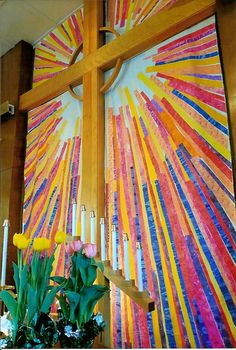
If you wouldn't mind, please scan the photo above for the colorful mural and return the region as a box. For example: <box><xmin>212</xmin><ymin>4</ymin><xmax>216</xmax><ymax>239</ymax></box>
<box><xmin>33</xmin><ymin>7</ymin><xmax>83</xmax><ymax>87</ymax></box>
<box><xmin>23</xmin><ymin>92</ymin><xmax>82</xmax><ymax>276</ymax></box>
<box><xmin>105</xmin><ymin>16</ymin><xmax>236</xmax><ymax>348</ymax></box>
<box><xmin>106</xmin><ymin>0</ymin><xmax>176</xmax><ymax>35</ymax></box>
<box><xmin>23</xmin><ymin>2</ymin><xmax>236</xmax><ymax>347</ymax></box>
<box><xmin>23</xmin><ymin>9</ymin><xmax>84</xmax><ymax>278</ymax></box>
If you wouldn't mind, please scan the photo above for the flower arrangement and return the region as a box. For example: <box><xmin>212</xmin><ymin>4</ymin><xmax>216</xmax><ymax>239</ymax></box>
<box><xmin>0</xmin><ymin>231</ymin><xmax>66</xmax><ymax>349</ymax></box>
<box><xmin>0</xmin><ymin>232</ymin><xmax>109</xmax><ymax>349</ymax></box>
<box><xmin>51</xmin><ymin>240</ymin><xmax>109</xmax><ymax>348</ymax></box>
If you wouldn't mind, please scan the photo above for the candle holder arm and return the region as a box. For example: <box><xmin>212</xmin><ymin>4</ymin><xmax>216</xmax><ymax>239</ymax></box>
<box><xmin>98</xmin><ymin>260</ymin><xmax>155</xmax><ymax>313</ymax></box>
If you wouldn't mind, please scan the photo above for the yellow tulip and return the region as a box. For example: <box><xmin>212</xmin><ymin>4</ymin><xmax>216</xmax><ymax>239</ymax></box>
<box><xmin>13</xmin><ymin>233</ymin><xmax>30</xmax><ymax>250</ymax></box>
<box><xmin>43</xmin><ymin>238</ymin><xmax>51</xmax><ymax>250</ymax></box>
<box><xmin>33</xmin><ymin>237</ymin><xmax>51</xmax><ymax>251</ymax></box>
<box><xmin>33</xmin><ymin>238</ymin><xmax>43</xmax><ymax>251</ymax></box>
<box><xmin>18</xmin><ymin>237</ymin><xmax>30</xmax><ymax>250</ymax></box>
<box><xmin>13</xmin><ymin>233</ymin><xmax>21</xmax><ymax>247</ymax></box>
<box><xmin>55</xmin><ymin>231</ymin><xmax>66</xmax><ymax>245</ymax></box>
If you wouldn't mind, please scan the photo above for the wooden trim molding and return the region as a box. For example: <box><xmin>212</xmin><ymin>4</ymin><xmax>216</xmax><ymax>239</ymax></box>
<box><xmin>99</xmin><ymin>26</ymin><xmax>123</xmax><ymax>93</ymax></box>
<box><xmin>216</xmin><ymin>0</ymin><xmax>236</xmax><ymax>195</ymax></box>
<box><xmin>67</xmin><ymin>42</ymin><xmax>83</xmax><ymax>101</ymax></box>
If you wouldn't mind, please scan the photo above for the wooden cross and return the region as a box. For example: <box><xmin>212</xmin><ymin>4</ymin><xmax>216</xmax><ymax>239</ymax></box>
<box><xmin>18</xmin><ymin>0</ymin><xmax>217</xmax><ymax>233</ymax></box>
<box><xmin>18</xmin><ymin>0</ymin><xmax>236</xmax><ymax>260</ymax></box>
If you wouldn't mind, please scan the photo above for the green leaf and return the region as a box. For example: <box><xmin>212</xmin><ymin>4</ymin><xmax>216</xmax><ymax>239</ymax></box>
<box><xmin>65</xmin><ymin>291</ymin><xmax>80</xmax><ymax>324</ymax></box>
<box><xmin>39</xmin><ymin>255</ymin><xmax>55</xmax><ymax>304</ymax></box>
<box><xmin>0</xmin><ymin>290</ymin><xmax>17</xmax><ymax>320</ymax></box>
<box><xmin>50</xmin><ymin>276</ymin><xmax>67</xmax><ymax>286</ymax></box>
<box><xmin>46</xmin><ymin>285</ymin><xmax>54</xmax><ymax>291</ymax></box>
<box><xmin>13</xmin><ymin>262</ymin><xmax>19</xmax><ymax>294</ymax></box>
<box><xmin>27</xmin><ymin>286</ymin><xmax>38</xmax><ymax>325</ymax></box>
<box><xmin>40</xmin><ymin>286</ymin><xmax>61</xmax><ymax>314</ymax></box>
<box><xmin>45</xmin><ymin>254</ymin><xmax>55</xmax><ymax>278</ymax></box>
<box><xmin>20</xmin><ymin>263</ymin><xmax>28</xmax><ymax>290</ymax></box>
<box><xmin>78</xmin><ymin>253</ymin><xmax>90</xmax><ymax>269</ymax></box>
<box><xmin>65</xmin><ymin>291</ymin><xmax>80</xmax><ymax>307</ymax></box>
<box><xmin>79</xmin><ymin>266</ymin><xmax>87</xmax><ymax>286</ymax></box>
<box><xmin>65</xmin><ymin>277</ymin><xmax>75</xmax><ymax>290</ymax></box>
<box><xmin>17</xmin><ymin>263</ymin><xmax>29</xmax><ymax>322</ymax></box>
<box><xmin>79</xmin><ymin>285</ymin><xmax>109</xmax><ymax>324</ymax></box>
<box><xmin>95</xmin><ymin>261</ymin><xmax>104</xmax><ymax>273</ymax></box>
<box><xmin>77</xmin><ymin>254</ymin><xmax>92</xmax><ymax>286</ymax></box>
<box><xmin>85</xmin><ymin>265</ymin><xmax>97</xmax><ymax>286</ymax></box>
<box><xmin>31</xmin><ymin>252</ymin><xmax>39</xmax><ymax>284</ymax></box>
<box><xmin>57</xmin><ymin>294</ymin><xmax>69</xmax><ymax>320</ymax></box>
<box><xmin>69</xmin><ymin>276</ymin><xmax>76</xmax><ymax>289</ymax></box>
<box><xmin>90</xmin><ymin>258</ymin><xmax>104</xmax><ymax>272</ymax></box>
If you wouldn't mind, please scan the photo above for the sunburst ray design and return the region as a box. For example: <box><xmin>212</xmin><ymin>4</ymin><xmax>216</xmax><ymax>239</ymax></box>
<box><xmin>23</xmin><ymin>92</ymin><xmax>82</xmax><ymax>279</ymax></box>
<box><xmin>33</xmin><ymin>7</ymin><xmax>84</xmax><ymax>87</ymax></box>
<box><xmin>105</xmin><ymin>16</ymin><xmax>236</xmax><ymax>348</ymax></box>
<box><xmin>106</xmin><ymin>0</ymin><xmax>176</xmax><ymax>34</ymax></box>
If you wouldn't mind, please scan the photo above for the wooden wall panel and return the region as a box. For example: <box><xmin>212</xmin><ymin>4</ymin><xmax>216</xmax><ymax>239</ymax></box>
<box><xmin>216</xmin><ymin>0</ymin><xmax>236</xmax><ymax>194</ymax></box>
<box><xmin>0</xmin><ymin>41</ymin><xmax>33</xmax><ymax>285</ymax></box>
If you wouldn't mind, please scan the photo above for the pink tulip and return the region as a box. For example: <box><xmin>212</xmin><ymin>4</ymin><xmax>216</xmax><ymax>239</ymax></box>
<box><xmin>66</xmin><ymin>240</ymin><xmax>83</xmax><ymax>255</ymax></box>
<box><xmin>72</xmin><ymin>240</ymin><xmax>83</xmax><ymax>252</ymax></box>
<box><xmin>66</xmin><ymin>243</ymin><xmax>74</xmax><ymax>255</ymax></box>
<box><xmin>83</xmin><ymin>243</ymin><xmax>97</xmax><ymax>258</ymax></box>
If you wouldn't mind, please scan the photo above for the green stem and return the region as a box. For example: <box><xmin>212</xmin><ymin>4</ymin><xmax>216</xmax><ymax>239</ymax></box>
<box><xmin>17</xmin><ymin>249</ymin><xmax>22</xmax><ymax>272</ymax></box>
<box><xmin>34</xmin><ymin>251</ymin><xmax>40</xmax><ymax>289</ymax></box>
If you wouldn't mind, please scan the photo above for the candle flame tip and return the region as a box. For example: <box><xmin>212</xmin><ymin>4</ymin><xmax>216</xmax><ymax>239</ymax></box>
<box><xmin>100</xmin><ymin>218</ymin><xmax>105</xmax><ymax>224</ymax></box>
<box><xmin>81</xmin><ymin>205</ymin><xmax>86</xmax><ymax>211</ymax></box>
<box><xmin>123</xmin><ymin>233</ymin><xmax>128</xmax><ymax>241</ymax></box>
<box><xmin>90</xmin><ymin>210</ymin><xmax>95</xmax><ymax>218</ymax></box>
<box><xmin>3</xmin><ymin>219</ymin><xmax>9</xmax><ymax>227</ymax></box>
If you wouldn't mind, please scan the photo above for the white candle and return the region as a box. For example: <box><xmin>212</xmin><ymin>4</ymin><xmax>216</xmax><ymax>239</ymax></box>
<box><xmin>81</xmin><ymin>205</ymin><xmax>86</xmax><ymax>242</ymax></box>
<box><xmin>136</xmin><ymin>242</ymin><xmax>143</xmax><ymax>292</ymax></box>
<box><xmin>22</xmin><ymin>209</ymin><xmax>25</xmax><ymax>233</ymax></box>
<box><xmin>1</xmin><ymin>220</ymin><xmax>9</xmax><ymax>286</ymax></box>
<box><xmin>100</xmin><ymin>218</ymin><xmax>106</xmax><ymax>261</ymax></box>
<box><xmin>123</xmin><ymin>233</ymin><xmax>130</xmax><ymax>280</ymax></box>
<box><xmin>112</xmin><ymin>224</ymin><xmax>118</xmax><ymax>270</ymax></box>
<box><xmin>90</xmin><ymin>211</ymin><xmax>96</xmax><ymax>244</ymax></box>
<box><xmin>72</xmin><ymin>198</ymin><xmax>77</xmax><ymax>237</ymax></box>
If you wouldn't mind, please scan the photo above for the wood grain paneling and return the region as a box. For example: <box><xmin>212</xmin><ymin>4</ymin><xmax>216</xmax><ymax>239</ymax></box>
<box><xmin>0</xmin><ymin>41</ymin><xmax>34</xmax><ymax>285</ymax></box>
<box><xmin>216</xmin><ymin>0</ymin><xmax>236</xmax><ymax>196</ymax></box>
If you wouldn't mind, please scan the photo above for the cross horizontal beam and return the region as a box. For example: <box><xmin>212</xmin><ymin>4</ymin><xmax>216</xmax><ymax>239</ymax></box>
<box><xmin>19</xmin><ymin>0</ymin><xmax>215</xmax><ymax>111</ymax></box>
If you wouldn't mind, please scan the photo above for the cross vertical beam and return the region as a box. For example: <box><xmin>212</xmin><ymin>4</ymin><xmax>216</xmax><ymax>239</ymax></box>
<box><xmin>81</xmin><ymin>2</ymin><xmax>110</xmax><ymax>347</ymax></box>
<box><xmin>82</xmin><ymin>0</ymin><xmax>104</xmax><ymax>245</ymax></box>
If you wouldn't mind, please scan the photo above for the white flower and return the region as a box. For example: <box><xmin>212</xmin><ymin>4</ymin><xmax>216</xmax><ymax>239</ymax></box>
<box><xmin>64</xmin><ymin>324</ymin><xmax>81</xmax><ymax>338</ymax></box>
<box><xmin>0</xmin><ymin>313</ymin><xmax>12</xmax><ymax>336</ymax></box>
<box><xmin>0</xmin><ymin>339</ymin><xmax>7</xmax><ymax>348</ymax></box>
<box><xmin>94</xmin><ymin>312</ymin><xmax>104</xmax><ymax>326</ymax></box>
